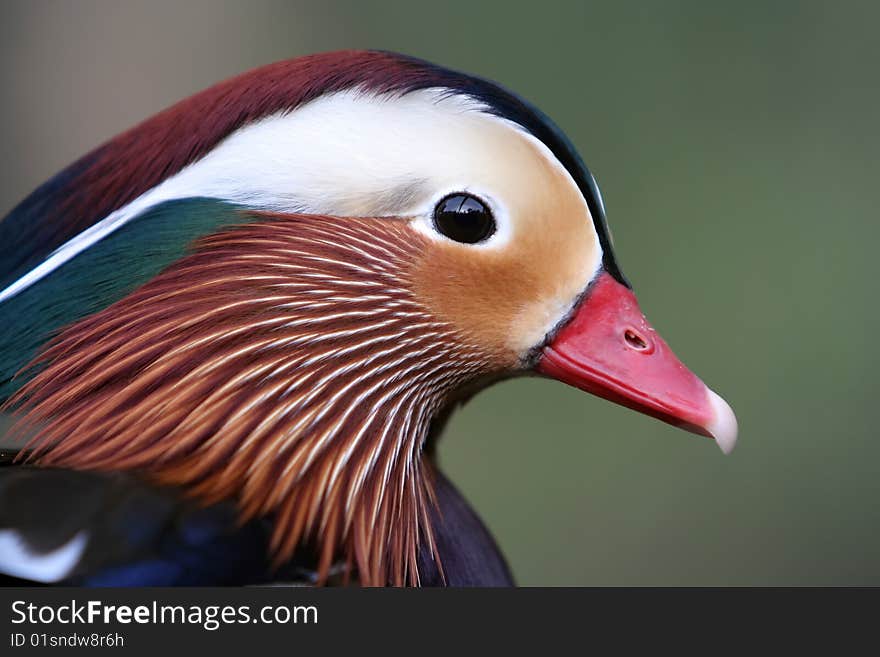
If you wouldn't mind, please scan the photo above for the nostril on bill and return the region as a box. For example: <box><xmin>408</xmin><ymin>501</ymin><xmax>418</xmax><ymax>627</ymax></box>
<box><xmin>624</xmin><ymin>329</ymin><xmax>649</xmax><ymax>351</ymax></box>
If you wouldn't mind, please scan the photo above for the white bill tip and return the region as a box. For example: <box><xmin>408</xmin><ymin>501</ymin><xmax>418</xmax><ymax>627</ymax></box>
<box><xmin>706</xmin><ymin>388</ymin><xmax>738</xmax><ymax>455</ymax></box>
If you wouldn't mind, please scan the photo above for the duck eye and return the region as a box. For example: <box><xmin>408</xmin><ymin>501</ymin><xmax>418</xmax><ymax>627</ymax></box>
<box><xmin>432</xmin><ymin>193</ymin><xmax>496</xmax><ymax>244</ymax></box>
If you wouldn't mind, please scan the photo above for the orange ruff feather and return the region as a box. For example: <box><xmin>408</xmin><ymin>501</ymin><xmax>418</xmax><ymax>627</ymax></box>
<box><xmin>7</xmin><ymin>213</ymin><xmax>495</xmax><ymax>586</ymax></box>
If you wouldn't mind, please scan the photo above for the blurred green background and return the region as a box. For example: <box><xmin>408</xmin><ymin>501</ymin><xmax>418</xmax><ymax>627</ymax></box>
<box><xmin>1</xmin><ymin>1</ymin><xmax>876</xmax><ymax>585</ymax></box>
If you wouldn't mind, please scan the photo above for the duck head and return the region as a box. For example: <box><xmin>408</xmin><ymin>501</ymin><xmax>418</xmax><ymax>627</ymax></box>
<box><xmin>1</xmin><ymin>51</ymin><xmax>736</xmax><ymax>585</ymax></box>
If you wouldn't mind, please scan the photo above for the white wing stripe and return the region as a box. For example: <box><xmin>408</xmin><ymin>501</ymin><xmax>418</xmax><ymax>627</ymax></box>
<box><xmin>0</xmin><ymin>530</ymin><xmax>88</xmax><ymax>582</ymax></box>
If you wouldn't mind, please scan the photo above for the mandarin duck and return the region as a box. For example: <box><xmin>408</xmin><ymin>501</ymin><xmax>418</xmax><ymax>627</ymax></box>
<box><xmin>0</xmin><ymin>51</ymin><xmax>737</xmax><ymax>586</ymax></box>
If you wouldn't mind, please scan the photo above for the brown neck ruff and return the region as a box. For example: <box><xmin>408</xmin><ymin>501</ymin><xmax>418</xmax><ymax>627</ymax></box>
<box><xmin>9</xmin><ymin>213</ymin><xmax>497</xmax><ymax>585</ymax></box>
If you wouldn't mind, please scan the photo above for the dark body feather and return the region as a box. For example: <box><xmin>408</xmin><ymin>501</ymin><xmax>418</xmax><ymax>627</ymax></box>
<box><xmin>0</xmin><ymin>460</ymin><xmax>512</xmax><ymax>586</ymax></box>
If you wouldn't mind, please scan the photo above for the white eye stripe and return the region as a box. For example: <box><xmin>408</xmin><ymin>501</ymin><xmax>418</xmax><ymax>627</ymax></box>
<box><xmin>0</xmin><ymin>90</ymin><xmax>516</xmax><ymax>303</ymax></box>
<box><xmin>1</xmin><ymin>87</ymin><xmax>597</xmax><ymax>309</ymax></box>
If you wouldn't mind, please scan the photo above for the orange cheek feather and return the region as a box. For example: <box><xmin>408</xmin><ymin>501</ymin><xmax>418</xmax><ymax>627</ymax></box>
<box><xmin>412</xmin><ymin>175</ymin><xmax>600</xmax><ymax>367</ymax></box>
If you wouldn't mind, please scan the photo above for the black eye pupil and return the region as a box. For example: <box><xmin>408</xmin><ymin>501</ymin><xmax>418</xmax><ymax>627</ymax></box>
<box><xmin>433</xmin><ymin>194</ymin><xmax>495</xmax><ymax>244</ymax></box>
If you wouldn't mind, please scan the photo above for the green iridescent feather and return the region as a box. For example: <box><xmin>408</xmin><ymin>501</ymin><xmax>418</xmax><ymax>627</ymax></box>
<box><xmin>0</xmin><ymin>198</ymin><xmax>252</xmax><ymax>400</ymax></box>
